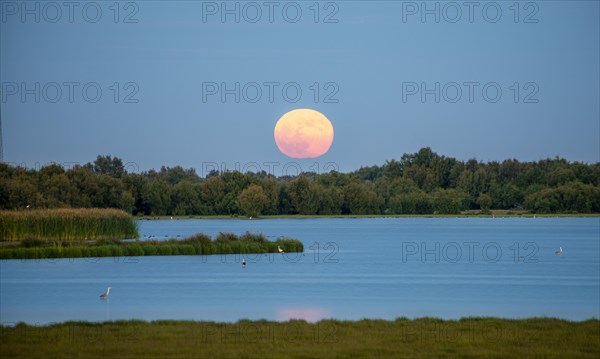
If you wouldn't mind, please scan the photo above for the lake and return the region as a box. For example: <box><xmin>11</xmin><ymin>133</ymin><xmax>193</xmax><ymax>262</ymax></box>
<box><xmin>1</xmin><ymin>218</ymin><xmax>598</xmax><ymax>324</ymax></box>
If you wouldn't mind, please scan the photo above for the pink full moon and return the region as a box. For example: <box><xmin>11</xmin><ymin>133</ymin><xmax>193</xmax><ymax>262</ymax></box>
<box><xmin>274</xmin><ymin>109</ymin><xmax>334</xmax><ymax>159</ymax></box>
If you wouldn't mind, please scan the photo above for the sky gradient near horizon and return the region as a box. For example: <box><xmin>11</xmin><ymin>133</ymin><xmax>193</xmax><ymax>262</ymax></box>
<box><xmin>1</xmin><ymin>0</ymin><xmax>598</xmax><ymax>176</ymax></box>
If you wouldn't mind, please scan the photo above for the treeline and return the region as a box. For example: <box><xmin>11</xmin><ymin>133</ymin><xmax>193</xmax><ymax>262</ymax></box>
<box><xmin>1</xmin><ymin>148</ymin><xmax>599</xmax><ymax>215</ymax></box>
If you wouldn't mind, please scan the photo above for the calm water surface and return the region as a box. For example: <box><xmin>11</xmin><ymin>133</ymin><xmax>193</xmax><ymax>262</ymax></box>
<box><xmin>1</xmin><ymin>218</ymin><xmax>598</xmax><ymax>324</ymax></box>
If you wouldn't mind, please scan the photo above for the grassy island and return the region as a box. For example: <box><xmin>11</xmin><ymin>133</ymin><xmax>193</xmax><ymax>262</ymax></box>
<box><xmin>0</xmin><ymin>209</ymin><xmax>303</xmax><ymax>260</ymax></box>
<box><xmin>0</xmin><ymin>232</ymin><xmax>303</xmax><ymax>260</ymax></box>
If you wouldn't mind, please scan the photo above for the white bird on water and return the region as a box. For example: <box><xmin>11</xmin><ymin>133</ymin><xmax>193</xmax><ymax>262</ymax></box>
<box><xmin>278</xmin><ymin>246</ymin><xmax>285</xmax><ymax>254</ymax></box>
<box><xmin>100</xmin><ymin>287</ymin><xmax>111</xmax><ymax>300</ymax></box>
<box><xmin>555</xmin><ymin>246</ymin><xmax>563</xmax><ymax>255</ymax></box>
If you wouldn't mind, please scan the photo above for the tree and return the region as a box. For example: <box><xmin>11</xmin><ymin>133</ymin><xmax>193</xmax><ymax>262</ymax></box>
<box><xmin>123</xmin><ymin>173</ymin><xmax>162</xmax><ymax>215</ymax></box>
<box><xmin>343</xmin><ymin>182</ymin><xmax>383</xmax><ymax>215</ymax></box>
<box><xmin>172</xmin><ymin>180</ymin><xmax>202</xmax><ymax>215</ymax></box>
<box><xmin>151</xmin><ymin>166</ymin><xmax>200</xmax><ymax>185</ymax></box>
<box><xmin>259</xmin><ymin>178</ymin><xmax>280</xmax><ymax>215</ymax></box>
<box><xmin>388</xmin><ymin>192</ymin><xmax>432</xmax><ymax>214</ymax></box>
<box><xmin>318</xmin><ymin>187</ymin><xmax>343</xmax><ymax>215</ymax></box>
<box><xmin>430</xmin><ymin>189</ymin><xmax>469</xmax><ymax>214</ymax></box>
<box><xmin>478</xmin><ymin>193</ymin><xmax>492</xmax><ymax>214</ymax></box>
<box><xmin>200</xmin><ymin>176</ymin><xmax>226</xmax><ymax>215</ymax></box>
<box><xmin>91</xmin><ymin>155</ymin><xmax>125</xmax><ymax>178</ymax></box>
<box><xmin>239</xmin><ymin>184</ymin><xmax>268</xmax><ymax>217</ymax></box>
<box><xmin>525</xmin><ymin>182</ymin><xmax>600</xmax><ymax>213</ymax></box>
<box><xmin>288</xmin><ymin>176</ymin><xmax>321</xmax><ymax>215</ymax></box>
<box><xmin>143</xmin><ymin>179</ymin><xmax>171</xmax><ymax>215</ymax></box>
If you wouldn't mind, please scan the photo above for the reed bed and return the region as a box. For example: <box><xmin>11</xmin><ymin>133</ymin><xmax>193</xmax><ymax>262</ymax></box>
<box><xmin>0</xmin><ymin>209</ymin><xmax>138</xmax><ymax>241</ymax></box>
<box><xmin>0</xmin><ymin>232</ymin><xmax>303</xmax><ymax>260</ymax></box>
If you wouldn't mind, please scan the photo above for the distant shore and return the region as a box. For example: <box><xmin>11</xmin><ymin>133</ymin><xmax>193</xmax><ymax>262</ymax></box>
<box><xmin>137</xmin><ymin>211</ymin><xmax>600</xmax><ymax>220</ymax></box>
<box><xmin>1</xmin><ymin>317</ymin><xmax>598</xmax><ymax>358</ymax></box>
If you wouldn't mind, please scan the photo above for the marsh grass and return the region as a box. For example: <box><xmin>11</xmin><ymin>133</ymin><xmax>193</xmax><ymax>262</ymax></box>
<box><xmin>0</xmin><ymin>232</ymin><xmax>303</xmax><ymax>259</ymax></box>
<box><xmin>0</xmin><ymin>318</ymin><xmax>598</xmax><ymax>358</ymax></box>
<box><xmin>0</xmin><ymin>209</ymin><xmax>138</xmax><ymax>241</ymax></box>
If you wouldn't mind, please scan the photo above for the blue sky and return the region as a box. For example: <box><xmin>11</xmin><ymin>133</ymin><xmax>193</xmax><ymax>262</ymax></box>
<box><xmin>1</xmin><ymin>1</ymin><xmax>598</xmax><ymax>176</ymax></box>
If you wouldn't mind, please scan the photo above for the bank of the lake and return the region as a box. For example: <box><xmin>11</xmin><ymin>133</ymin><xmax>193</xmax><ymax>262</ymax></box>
<box><xmin>137</xmin><ymin>211</ymin><xmax>600</xmax><ymax>220</ymax></box>
<box><xmin>1</xmin><ymin>318</ymin><xmax>598</xmax><ymax>358</ymax></box>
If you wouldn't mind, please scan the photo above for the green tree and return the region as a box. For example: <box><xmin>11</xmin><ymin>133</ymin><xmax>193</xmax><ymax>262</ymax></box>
<box><xmin>343</xmin><ymin>182</ymin><xmax>383</xmax><ymax>215</ymax></box>
<box><xmin>200</xmin><ymin>176</ymin><xmax>226</xmax><ymax>215</ymax></box>
<box><xmin>288</xmin><ymin>176</ymin><xmax>320</xmax><ymax>215</ymax></box>
<box><xmin>143</xmin><ymin>179</ymin><xmax>171</xmax><ymax>215</ymax></box>
<box><xmin>90</xmin><ymin>155</ymin><xmax>125</xmax><ymax>178</ymax></box>
<box><xmin>238</xmin><ymin>184</ymin><xmax>268</xmax><ymax>217</ymax></box>
<box><xmin>172</xmin><ymin>180</ymin><xmax>202</xmax><ymax>215</ymax></box>
<box><xmin>431</xmin><ymin>189</ymin><xmax>469</xmax><ymax>214</ymax></box>
<box><xmin>477</xmin><ymin>193</ymin><xmax>492</xmax><ymax>214</ymax></box>
<box><xmin>319</xmin><ymin>186</ymin><xmax>344</xmax><ymax>215</ymax></box>
<box><xmin>259</xmin><ymin>178</ymin><xmax>280</xmax><ymax>215</ymax></box>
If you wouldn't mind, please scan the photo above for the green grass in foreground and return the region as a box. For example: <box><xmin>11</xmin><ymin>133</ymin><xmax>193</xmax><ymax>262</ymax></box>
<box><xmin>0</xmin><ymin>232</ymin><xmax>303</xmax><ymax>260</ymax></box>
<box><xmin>0</xmin><ymin>208</ymin><xmax>138</xmax><ymax>241</ymax></box>
<box><xmin>1</xmin><ymin>318</ymin><xmax>598</xmax><ymax>358</ymax></box>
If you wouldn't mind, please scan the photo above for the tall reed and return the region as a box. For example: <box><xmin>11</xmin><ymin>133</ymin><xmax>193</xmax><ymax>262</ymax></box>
<box><xmin>0</xmin><ymin>208</ymin><xmax>138</xmax><ymax>241</ymax></box>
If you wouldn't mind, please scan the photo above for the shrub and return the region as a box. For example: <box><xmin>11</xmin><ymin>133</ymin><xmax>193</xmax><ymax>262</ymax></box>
<box><xmin>157</xmin><ymin>245</ymin><xmax>172</xmax><ymax>256</ymax></box>
<box><xmin>143</xmin><ymin>245</ymin><xmax>158</xmax><ymax>256</ymax></box>
<box><xmin>185</xmin><ymin>233</ymin><xmax>212</xmax><ymax>245</ymax></box>
<box><xmin>216</xmin><ymin>232</ymin><xmax>237</xmax><ymax>243</ymax></box>
<box><xmin>127</xmin><ymin>245</ymin><xmax>144</xmax><ymax>256</ymax></box>
<box><xmin>180</xmin><ymin>245</ymin><xmax>196</xmax><ymax>255</ymax></box>
<box><xmin>65</xmin><ymin>247</ymin><xmax>82</xmax><ymax>258</ymax></box>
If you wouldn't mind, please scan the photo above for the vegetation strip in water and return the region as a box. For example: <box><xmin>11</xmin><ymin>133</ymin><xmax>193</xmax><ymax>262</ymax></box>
<box><xmin>0</xmin><ymin>208</ymin><xmax>139</xmax><ymax>241</ymax></box>
<box><xmin>0</xmin><ymin>318</ymin><xmax>598</xmax><ymax>358</ymax></box>
<box><xmin>0</xmin><ymin>232</ymin><xmax>303</xmax><ymax>260</ymax></box>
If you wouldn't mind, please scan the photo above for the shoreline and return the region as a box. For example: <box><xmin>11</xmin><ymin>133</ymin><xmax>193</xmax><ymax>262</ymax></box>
<box><xmin>3</xmin><ymin>316</ymin><xmax>599</xmax><ymax>326</ymax></box>
<box><xmin>137</xmin><ymin>212</ymin><xmax>600</xmax><ymax>220</ymax></box>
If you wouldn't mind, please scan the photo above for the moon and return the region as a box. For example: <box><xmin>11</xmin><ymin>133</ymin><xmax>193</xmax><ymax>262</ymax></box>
<box><xmin>274</xmin><ymin>109</ymin><xmax>334</xmax><ymax>158</ymax></box>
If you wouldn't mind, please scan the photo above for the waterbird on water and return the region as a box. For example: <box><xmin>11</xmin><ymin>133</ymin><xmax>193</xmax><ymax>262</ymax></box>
<box><xmin>555</xmin><ymin>246</ymin><xmax>563</xmax><ymax>255</ymax></box>
<box><xmin>100</xmin><ymin>287</ymin><xmax>111</xmax><ymax>300</ymax></box>
<box><xmin>242</xmin><ymin>259</ymin><xmax>246</xmax><ymax>268</ymax></box>
<box><xmin>278</xmin><ymin>246</ymin><xmax>285</xmax><ymax>254</ymax></box>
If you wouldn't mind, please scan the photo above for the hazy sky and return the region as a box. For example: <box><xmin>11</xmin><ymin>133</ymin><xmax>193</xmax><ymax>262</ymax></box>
<box><xmin>1</xmin><ymin>1</ymin><xmax>598</xmax><ymax>176</ymax></box>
